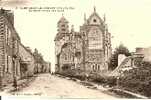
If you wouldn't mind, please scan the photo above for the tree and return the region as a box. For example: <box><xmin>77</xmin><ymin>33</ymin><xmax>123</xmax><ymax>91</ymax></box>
<box><xmin>109</xmin><ymin>44</ymin><xmax>131</xmax><ymax>70</ymax></box>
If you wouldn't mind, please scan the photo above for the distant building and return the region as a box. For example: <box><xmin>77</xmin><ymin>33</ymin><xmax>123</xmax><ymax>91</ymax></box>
<box><xmin>18</xmin><ymin>43</ymin><xmax>35</xmax><ymax>78</ymax></box>
<box><xmin>55</xmin><ymin>7</ymin><xmax>112</xmax><ymax>74</ymax></box>
<box><xmin>134</xmin><ymin>47</ymin><xmax>151</xmax><ymax>62</ymax></box>
<box><xmin>43</xmin><ymin>61</ymin><xmax>51</xmax><ymax>73</ymax></box>
<box><xmin>33</xmin><ymin>48</ymin><xmax>47</xmax><ymax>73</ymax></box>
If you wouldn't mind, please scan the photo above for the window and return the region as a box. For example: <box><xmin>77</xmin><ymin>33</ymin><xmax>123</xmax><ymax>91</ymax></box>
<box><xmin>92</xmin><ymin>65</ymin><xmax>95</xmax><ymax>71</ymax></box>
<box><xmin>6</xmin><ymin>56</ymin><xmax>9</xmax><ymax>72</ymax></box>
<box><xmin>64</xmin><ymin>55</ymin><xmax>67</xmax><ymax>60</ymax></box>
<box><xmin>93</xmin><ymin>19</ymin><xmax>97</xmax><ymax>22</ymax></box>
<box><xmin>95</xmin><ymin>64</ymin><xmax>97</xmax><ymax>70</ymax></box>
<box><xmin>7</xmin><ymin>29</ymin><xmax>11</xmax><ymax>45</ymax></box>
<box><xmin>61</xmin><ymin>24</ymin><xmax>65</xmax><ymax>27</ymax></box>
<box><xmin>5</xmin><ymin>25</ymin><xmax>8</xmax><ymax>44</ymax></box>
<box><xmin>62</xmin><ymin>29</ymin><xmax>66</xmax><ymax>31</ymax></box>
<box><xmin>98</xmin><ymin>65</ymin><xmax>100</xmax><ymax>71</ymax></box>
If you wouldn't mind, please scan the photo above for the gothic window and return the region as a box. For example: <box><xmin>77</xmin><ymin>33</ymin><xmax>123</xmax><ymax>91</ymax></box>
<box><xmin>95</xmin><ymin>64</ymin><xmax>97</xmax><ymax>70</ymax></box>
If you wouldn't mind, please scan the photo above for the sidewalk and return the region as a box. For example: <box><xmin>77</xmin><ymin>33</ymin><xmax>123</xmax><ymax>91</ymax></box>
<box><xmin>0</xmin><ymin>75</ymin><xmax>37</xmax><ymax>96</ymax></box>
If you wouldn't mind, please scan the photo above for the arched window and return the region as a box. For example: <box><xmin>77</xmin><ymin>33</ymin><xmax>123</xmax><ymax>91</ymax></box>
<box><xmin>92</xmin><ymin>65</ymin><xmax>95</xmax><ymax>71</ymax></box>
<box><xmin>98</xmin><ymin>65</ymin><xmax>100</xmax><ymax>71</ymax></box>
<box><xmin>95</xmin><ymin>64</ymin><xmax>97</xmax><ymax>71</ymax></box>
<box><xmin>64</xmin><ymin>54</ymin><xmax>67</xmax><ymax>60</ymax></box>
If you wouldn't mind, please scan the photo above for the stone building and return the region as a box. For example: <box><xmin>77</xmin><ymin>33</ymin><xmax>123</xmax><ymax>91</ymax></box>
<box><xmin>54</xmin><ymin>16</ymin><xmax>75</xmax><ymax>72</ymax></box>
<box><xmin>0</xmin><ymin>8</ymin><xmax>21</xmax><ymax>85</ymax></box>
<box><xmin>42</xmin><ymin>61</ymin><xmax>51</xmax><ymax>73</ymax></box>
<box><xmin>135</xmin><ymin>47</ymin><xmax>151</xmax><ymax>62</ymax></box>
<box><xmin>33</xmin><ymin>48</ymin><xmax>43</xmax><ymax>73</ymax></box>
<box><xmin>55</xmin><ymin>7</ymin><xmax>112</xmax><ymax>74</ymax></box>
<box><xmin>18</xmin><ymin>43</ymin><xmax>35</xmax><ymax>78</ymax></box>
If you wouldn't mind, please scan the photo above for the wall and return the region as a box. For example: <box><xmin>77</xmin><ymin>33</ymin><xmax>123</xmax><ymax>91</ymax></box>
<box><xmin>118</xmin><ymin>54</ymin><xmax>127</xmax><ymax>66</ymax></box>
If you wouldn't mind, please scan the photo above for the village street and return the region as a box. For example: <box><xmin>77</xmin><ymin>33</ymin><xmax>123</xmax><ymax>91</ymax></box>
<box><xmin>11</xmin><ymin>73</ymin><xmax>117</xmax><ymax>98</ymax></box>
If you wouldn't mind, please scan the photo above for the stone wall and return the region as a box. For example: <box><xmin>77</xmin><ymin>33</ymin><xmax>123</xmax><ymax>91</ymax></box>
<box><xmin>118</xmin><ymin>54</ymin><xmax>127</xmax><ymax>66</ymax></box>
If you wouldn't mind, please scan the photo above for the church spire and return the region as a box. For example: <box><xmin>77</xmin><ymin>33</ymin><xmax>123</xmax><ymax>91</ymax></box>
<box><xmin>94</xmin><ymin>6</ymin><xmax>96</xmax><ymax>13</ymax></box>
<box><xmin>84</xmin><ymin>13</ymin><xmax>87</xmax><ymax>24</ymax></box>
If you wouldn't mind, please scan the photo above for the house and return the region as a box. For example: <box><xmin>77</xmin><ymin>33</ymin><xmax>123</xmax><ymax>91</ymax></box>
<box><xmin>0</xmin><ymin>8</ymin><xmax>21</xmax><ymax>85</ymax></box>
<box><xmin>18</xmin><ymin>43</ymin><xmax>35</xmax><ymax>78</ymax></box>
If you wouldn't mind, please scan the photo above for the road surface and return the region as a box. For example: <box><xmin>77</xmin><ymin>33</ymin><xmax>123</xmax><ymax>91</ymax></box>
<box><xmin>13</xmin><ymin>73</ymin><xmax>117</xmax><ymax>98</ymax></box>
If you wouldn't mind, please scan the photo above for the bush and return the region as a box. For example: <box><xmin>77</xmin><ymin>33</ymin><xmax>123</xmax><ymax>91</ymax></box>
<box><xmin>74</xmin><ymin>74</ymin><xmax>85</xmax><ymax>81</ymax></box>
<box><xmin>118</xmin><ymin>61</ymin><xmax>151</xmax><ymax>97</ymax></box>
<box><xmin>105</xmin><ymin>76</ymin><xmax>117</xmax><ymax>86</ymax></box>
<box><xmin>58</xmin><ymin>69</ymin><xmax>76</xmax><ymax>77</ymax></box>
<box><xmin>89</xmin><ymin>73</ymin><xmax>107</xmax><ymax>84</ymax></box>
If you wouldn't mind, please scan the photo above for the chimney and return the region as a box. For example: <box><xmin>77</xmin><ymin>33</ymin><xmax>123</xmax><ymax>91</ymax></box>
<box><xmin>6</xmin><ymin>10</ymin><xmax>14</xmax><ymax>26</ymax></box>
<box><xmin>0</xmin><ymin>8</ymin><xmax>14</xmax><ymax>26</ymax></box>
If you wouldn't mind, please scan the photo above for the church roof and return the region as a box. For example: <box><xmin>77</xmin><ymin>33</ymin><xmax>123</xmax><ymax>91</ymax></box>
<box><xmin>87</xmin><ymin>7</ymin><xmax>104</xmax><ymax>25</ymax></box>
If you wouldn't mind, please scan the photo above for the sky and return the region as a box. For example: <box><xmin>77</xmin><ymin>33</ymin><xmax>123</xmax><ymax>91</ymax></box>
<box><xmin>1</xmin><ymin>0</ymin><xmax>151</xmax><ymax>71</ymax></box>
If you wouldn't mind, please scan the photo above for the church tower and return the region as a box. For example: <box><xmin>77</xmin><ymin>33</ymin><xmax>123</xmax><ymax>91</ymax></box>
<box><xmin>54</xmin><ymin>15</ymin><xmax>70</xmax><ymax>72</ymax></box>
<box><xmin>57</xmin><ymin>14</ymin><xmax>69</xmax><ymax>34</ymax></box>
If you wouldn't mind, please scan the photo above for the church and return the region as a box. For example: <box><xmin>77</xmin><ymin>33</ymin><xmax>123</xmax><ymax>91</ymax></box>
<box><xmin>54</xmin><ymin>7</ymin><xmax>112</xmax><ymax>74</ymax></box>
